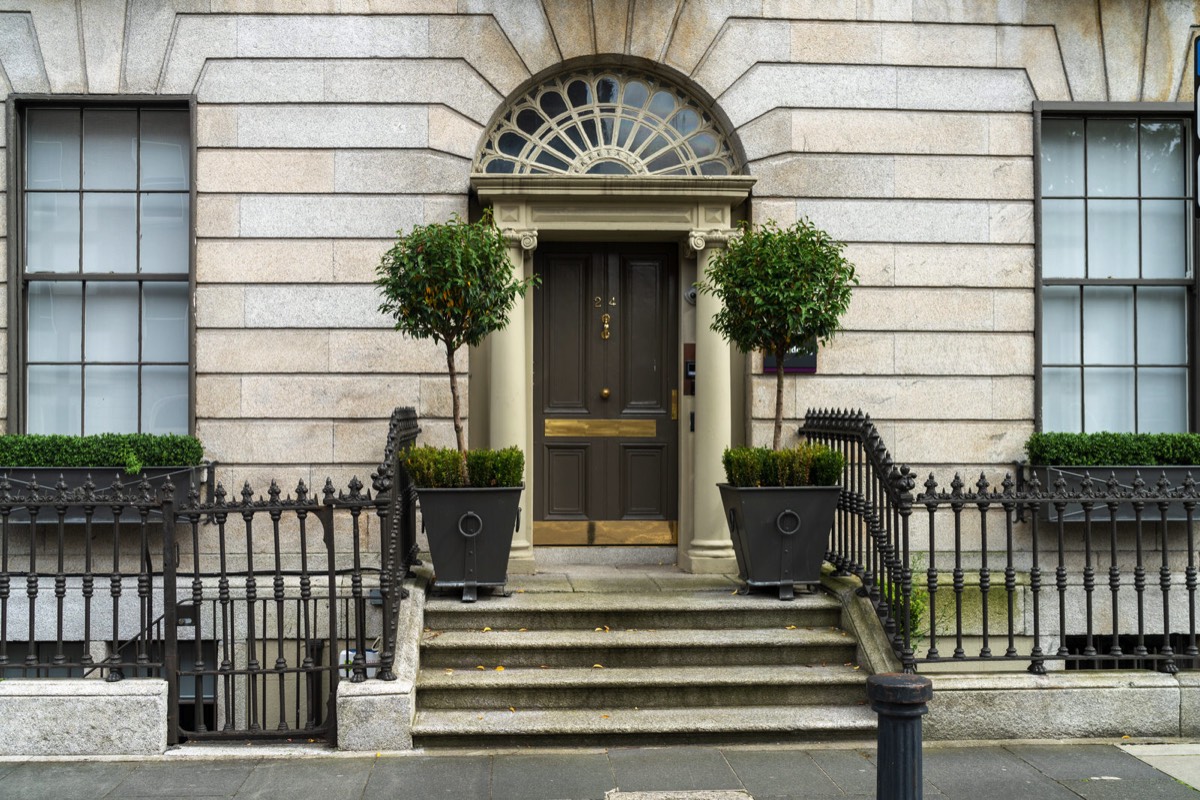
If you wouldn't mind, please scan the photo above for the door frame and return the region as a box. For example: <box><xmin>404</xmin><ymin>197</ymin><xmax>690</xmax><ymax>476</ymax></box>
<box><xmin>469</xmin><ymin>174</ymin><xmax>755</xmax><ymax>573</ymax></box>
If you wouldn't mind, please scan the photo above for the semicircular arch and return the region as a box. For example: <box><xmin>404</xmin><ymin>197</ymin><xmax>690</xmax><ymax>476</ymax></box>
<box><xmin>473</xmin><ymin>58</ymin><xmax>747</xmax><ymax>178</ymax></box>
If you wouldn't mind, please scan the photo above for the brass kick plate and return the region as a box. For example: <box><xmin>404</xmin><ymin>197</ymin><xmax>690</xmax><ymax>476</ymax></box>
<box><xmin>545</xmin><ymin>419</ymin><xmax>657</xmax><ymax>437</ymax></box>
<box><xmin>533</xmin><ymin>520</ymin><xmax>678</xmax><ymax>545</ymax></box>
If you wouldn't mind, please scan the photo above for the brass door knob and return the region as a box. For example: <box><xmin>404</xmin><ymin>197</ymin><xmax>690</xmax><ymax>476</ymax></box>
<box><xmin>600</xmin><ymin>387</ymin><xmax>611</xmax><ymax>399</ymax></box>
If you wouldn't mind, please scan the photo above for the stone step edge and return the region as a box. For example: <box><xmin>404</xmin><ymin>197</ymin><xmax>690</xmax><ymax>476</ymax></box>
<box><xmin>416</xmin><ymin>664</ymin><xmax>866</xmax><ymax>690</ymax></box>
<box><xmin>423</xmin><ymin>592</ymin><xmax>841</xmax><ymax>613</ymax></box>
<box><xmin>411</xmin><ymin>704</ymin><xmax>877</xmax><ymax>736</ymax></box>
<box><xmin>421</xmin><ymin>628</ymin><xmax>858</xmax><ymax>650</ymax></box>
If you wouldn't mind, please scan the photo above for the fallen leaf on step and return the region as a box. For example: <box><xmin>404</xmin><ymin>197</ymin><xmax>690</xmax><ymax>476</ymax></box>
<box><xmin>593</xmin><ymin>664</ymin><xmax>605</xmax><ymax>669</ymax></box>
<box><xmin>595</xmin><ymin>627</ymin><xmax>603</xmax><ymax>632</ymax></box>
<box><xmin>518</xmin><ymin>628</ymin><xmax>527</xmax><ymax>632</ymax></box>
<box><xmin>516</xmin><ymin>589</ymin><xmax>526</xmax><ymax>593</ymax></box>
<box><xmin>785</xmin><ymin>625</ymin><xmax>797</xmax><ymax>630</ymax></box>
<box><xmin>482</xmin><ymin>627</ymin><xmax>492</xmax><ymax>632</ymax></box>
<box><xmin>476</xmin><ymin>665</ymin><xmax>486</xmax><ymax>670</ymax></box>
<box><xmin>853</xmin><ymin>666</ymin><xmax>861</xmax><ymax>671</ymax></box>
<box><xmin>601</xmin><ymin>715</ymin><xmax>610</xmax><ymax>719</ymax></box>
<box><xmin>444</xmin><ymin>668</ymin><xmax>453</xmax><ymax>674</ymax></box>
<box><xmin>604</xmin><ymin>625</ymin><xmax>611</xmax><ymax>632</ymax></box>
<box><xmin>495</xmin><ymin>666</ymin><xmax>505</xmax><ymax>671</ymax></box>
<box><xmin>540</xmin><ymin>665</ymin><xmax>549</xmax><ymax>669</ymax></box>
<box><xmin>509</xmin><ymin>707</ymin><xmax>516</xmax><ymax>712</ymax></box>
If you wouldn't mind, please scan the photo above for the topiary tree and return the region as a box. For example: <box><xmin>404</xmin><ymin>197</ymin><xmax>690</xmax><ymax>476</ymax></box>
<box><xmin>697</xmin><ymin>218</ymin><xmax>857</xmax><ymax>451</ymax></box>
<box><xmin>376</xmin><ymin>210</ymin><xmax>536</xmax><ymax>457</ymax></box>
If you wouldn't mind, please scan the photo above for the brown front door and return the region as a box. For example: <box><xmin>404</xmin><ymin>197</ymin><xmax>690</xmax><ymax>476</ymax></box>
<box><xmin>533</xmin><ymin>243</ymin><xmax>679</xmax><ymax>545</ymax></box>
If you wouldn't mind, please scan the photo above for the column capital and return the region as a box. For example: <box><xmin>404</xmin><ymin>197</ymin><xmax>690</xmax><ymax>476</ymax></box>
<box><xmin>687</xmin><ymin>228</ymin><xmax>738</xmax><ymax>259</ymax></box>
<box><xmin>502</xmin><ymin>228</ymin><xmax>539</xmax><ymax>252</ymax></box>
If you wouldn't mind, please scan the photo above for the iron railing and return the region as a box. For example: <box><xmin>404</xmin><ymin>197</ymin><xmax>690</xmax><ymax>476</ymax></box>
<box><xmin>803</xmin><ymin>408</ymin><xmax>1200</xmax><ymax>676</ymax></box>
<box><xmin>0</xmin><ymin>407</ymin><xmax>423</xmax><ymax>743</ymax></box>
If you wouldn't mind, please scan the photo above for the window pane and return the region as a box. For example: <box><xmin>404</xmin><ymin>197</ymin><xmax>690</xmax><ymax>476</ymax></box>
<box><xmin>1140</xmin><ymin>121</ymin><xmax>1185</xmax><ymax>197</ymax></box>
<box><xmin>1137</xmin><ymin>287</ymin><xmax>1188</xmax><ymax>365</ymax></box>
<box><xmin>142</xmin><ymin>283</ymin><xmax>189</xmax><ymax>362</ymax></box>
<box><xmin>1083</xmin><ymin>286</ymin><xmax>1134</xmax><ymax>365</ymax></box>
<box><xmin>27</xmin><ymin>282</ymin><xmax>81</xmax><ymax>361</ymax></box>
<box><xmin>84</xmin><ymin>365</ymin><xmax>138</xmax><ymax>434</ymax></box>
<box><xmin>1087</xmin><ymin>199</ymin><xmax>1138</xmax><ymax>278</ymax></box>
<box><xmin>26</xmin><ymin>109</ymin><xmax>79</xmax><ymax>190</ymax></box>
<box><xmin>82</xmin><ymin>193</ymin><xmax>136</xmax><ymax>273</ymax></box>
<box><xmin>26</xmin><ymin>192</ymin><xmax>80</xmax><ymax>273</ymax></box>
<box><xmin>1141</xmin><ymin>200</ymin><xmax>1188</xmax><ymax>278</ymax></box>
<box><xmin>1042</xmin><ymin>286</ymin><xmax>1081</xmax><ymax>364</ymax></box>
<box><xmin>140</xmin><ymin>193</ymin><xmax>189</xmax><ymax>273</ymax></box>
<box><xmin>1041</xmin><ymin>119</ymin><xmax>1084</xmax><ymax>196</ymax></box>
<box><xmin>142</xmin><ymin>366</ymin><xmax>188</xmax><ymax>434</ymax></box>
<box><xmin>140</xmin><ymin>111</ymin><xmax>189</xmax><ymax>190</ymax></box>
<box><xmin>1087</xmin><ymin>119</ymin><xmax>1138</xmax><ymax>196</ymax></box>
<box><xmin>84</xmin><ymin>283</ymin><xmax>139</xmax><ymax>362</ymax></box>
<box><xmin>1084</xmin><ymin>368</ymin><xmax>1135</xmax><ymax>432</ymax></box>
<box><xmin>1041</xmin><ymin>199</ymin><xmax>1085</xmax><ymax>278</ymax></box>
<box><xmin>1138</xmin><ymin>368</ymin><xmax>1188</xmax><ymax>433</ymax></box>
<box><xmin>28</xmin><ymin>365</ymin><xmax>81</xmax><ymax>435</ymax></box>
<box><xmin>1043</xmin><ymin>368</ymin><xmax>1082</xmax><ymax>432</ymax></box>
<box><xmin>82</xmin><ymin>109</ymin><xmax>136</xmax><ymax>190</ymax></box>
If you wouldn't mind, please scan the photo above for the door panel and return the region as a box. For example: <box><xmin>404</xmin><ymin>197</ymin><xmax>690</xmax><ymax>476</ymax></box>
<box><xmin>543</xmin><ymin>252</ymin><xmax>592</xmax><ymax>412</ymax></box>
<box><xmin>533</xmin><ymin>243</ymin><xmax>678</xmax><ymax>545</ymax></box>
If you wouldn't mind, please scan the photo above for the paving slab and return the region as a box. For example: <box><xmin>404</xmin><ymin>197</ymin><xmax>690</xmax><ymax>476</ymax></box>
<box><xmin>570</xmin><ymin>575</ymin><xmax>661</xmax><ymax>593</ymax></box>
<box><xmin>108</xmin><ymin>761</ymin><xmax>258</xmax><ymax>797</ymax></box>
<box><xmin>363</xmin><ymin>754</ymin><xmax>490</xmax><ymax>800</ymax></box>
<box><xmin>719</xmin><ymin>748</ymin><xmax>840</xmax><ymax>798</ymax></box>
<box><xmin>232</xmin><ymin>757</ymin><xmax>375</xmax><ymax>799</ymax></box>
<box><xmin>0</xmin><ymin>761</ymin><xmax>137</xmax><ymax>800</ymax></box>
<box><xmin>922</xmin><ymin>746</ymin><xmax>1080</xmax><ymax>799</ymax></box>
<box><xmin>507</xmin><ymin>574</ymin><xmax>575</xmax><ymax>592</ymax></box>
<box><xmin>607</xmin><ymin>747</ymin><xmax>743</xmax><ymax>792</ymax></box>
<box><xmin>807</xmin><ymin>747</ymin><xmax>878</xmax><ymax>795</ymax></box>
<box><xmin>491</xmin><ymin>752</ymin><xmax>615</xmax><ymax>800</ymax></box>
<box><xmin>1066</xmin><ymin>776</ymin><xmax>1200</xmax><ymax>799</ymax></box>
<box><xmin>1007</xmin><ymin>743</ymin><xmax>1166</xmax><ymax>781</ymax></box>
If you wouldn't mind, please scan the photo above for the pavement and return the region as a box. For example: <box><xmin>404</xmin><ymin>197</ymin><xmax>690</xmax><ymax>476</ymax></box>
<box><xmin>2</xmin><ymin>741</ymin><xmax>1199</xmax><ymax>800</ymax></box>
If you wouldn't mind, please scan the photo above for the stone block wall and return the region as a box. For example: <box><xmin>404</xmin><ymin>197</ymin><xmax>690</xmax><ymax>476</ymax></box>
<box><xmin>0</xmin><ymin>0</ymin><xmax>1193</xmax><ymax>482</ymax></box>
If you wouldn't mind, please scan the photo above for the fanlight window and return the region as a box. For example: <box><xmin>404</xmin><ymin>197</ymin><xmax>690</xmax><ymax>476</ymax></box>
<box><xmin>476</xmin><ymin>70</ymin><xmax>740</xmax><ymax>177</ymax></box>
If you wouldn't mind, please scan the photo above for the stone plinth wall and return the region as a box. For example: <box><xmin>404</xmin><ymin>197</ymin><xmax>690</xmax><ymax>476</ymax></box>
<box><xmin>0</xmin><ymin>679</ymin><xmax>167</xmax><ymax>756</ymax></box>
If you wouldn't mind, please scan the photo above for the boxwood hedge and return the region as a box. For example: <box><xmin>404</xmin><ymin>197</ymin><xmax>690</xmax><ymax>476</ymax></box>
<box><xmin>1026</xmin><ymin>432</ymin><xmax>1200</xmax><ymax>467</ymax></box>
<box><xmin>0</xmin><ymin>433</ymin><xmax>204</xmax><ymax>475</ymax></box>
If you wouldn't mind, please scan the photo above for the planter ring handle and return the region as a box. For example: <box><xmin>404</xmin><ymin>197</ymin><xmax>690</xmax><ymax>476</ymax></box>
<box><xmin>776</xmin><ymin>509</ymin><xmax>801</xmax><ymax>536</ymax></box>
<box><xmin>457</xmin><ymin>511</ymin><xmax>483</xmax><ymax>539</ymax></box>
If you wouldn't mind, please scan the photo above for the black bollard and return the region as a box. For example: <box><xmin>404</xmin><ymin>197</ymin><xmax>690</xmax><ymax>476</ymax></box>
<box><xmin>868</xmin><ymin>672</ymin><xmax>933</xmax><ymax>800</ymax></box>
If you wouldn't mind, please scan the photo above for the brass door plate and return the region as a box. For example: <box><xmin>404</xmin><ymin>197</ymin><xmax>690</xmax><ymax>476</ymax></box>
<box><xmin>533</xmin><ymin>520</ymin><xmax>678</xmax><ymax>545</ymax></box>
<box><xmin>544</xmin><ymin>419</ymin><xmax>657</xmax><ymax>437</ymax></box>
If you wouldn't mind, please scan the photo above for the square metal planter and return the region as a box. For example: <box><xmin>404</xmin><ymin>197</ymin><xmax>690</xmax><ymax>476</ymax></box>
<box><xmin>417</xmin><ymin>485</ymin><xmax>522</xmax><ymax>602</ymax></box>
<box><xmin>718</xmin><ymin>483</ymin><xmax>840</xmax><ymax>600</ymax></box>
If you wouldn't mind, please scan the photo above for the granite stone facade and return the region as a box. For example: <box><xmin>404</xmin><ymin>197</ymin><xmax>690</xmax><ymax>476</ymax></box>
<box><xmin>0</xmin><ymin>0</ymin><xmax>1193</xmax><ymax>484</ymax></box>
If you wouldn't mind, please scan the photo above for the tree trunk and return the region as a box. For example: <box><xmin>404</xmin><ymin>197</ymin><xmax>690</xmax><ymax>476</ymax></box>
<box><xmin>446</xmin><ymin>345</ymin><xmax>468</xmax><ymax>482</ymax></box>
<box><xmin>773</xmin><ymin>344</ymin><xmax>786</xmax><ymax>451</ymax></box>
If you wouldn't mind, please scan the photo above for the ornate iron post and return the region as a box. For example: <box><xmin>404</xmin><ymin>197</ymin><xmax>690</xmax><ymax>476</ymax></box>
<box><xmin>868</xmin><ymin>672</ymin><xmax>933</xmax><ymax>800</ymax></box>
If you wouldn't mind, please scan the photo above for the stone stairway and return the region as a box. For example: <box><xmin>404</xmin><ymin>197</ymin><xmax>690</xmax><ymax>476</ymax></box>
<box><xmin>411</xmin><ymin>578</ymin><xmax>876</xmax><ymax>747</ymax></box>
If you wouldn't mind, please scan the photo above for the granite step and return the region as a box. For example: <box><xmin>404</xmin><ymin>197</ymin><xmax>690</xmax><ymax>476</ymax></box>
<box><xmin>416</xmin><ymin>663</ymin><xmax>867</xmax><ymax>709</ymax></box>
<box><xmin>410</xmin><ymin>704</ymin><xmax>877</xmax><ymax>748</ymax></box>
<box><xmin>422</xmin><ymin>591</ymin><xmax>843</xmax><ymax>632</ymax></box>
<box><xmin>418</xmin><ymin>626</ymin><xmax>858</xmax><ymax>669</ymax></box>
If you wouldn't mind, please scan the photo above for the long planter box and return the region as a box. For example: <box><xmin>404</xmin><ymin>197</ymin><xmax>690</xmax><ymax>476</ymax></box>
<box><xmin>0</xmin><ymin>464</ymin><xmax>211</xmax><ymax>522</ymax></box>
<box><xmin>1021</xmin><ymin>464</ymin><xmax>1200</xmax><ymax>523</ymax></box>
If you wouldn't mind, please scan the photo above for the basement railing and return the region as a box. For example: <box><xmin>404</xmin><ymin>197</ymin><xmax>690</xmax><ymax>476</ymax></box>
<box><xmin>803</xmin><ymin>408</ymin><xmax>1200</xmax><ymax>676</ymax></box>
<box><xmin>0</xmin><ymin>406</ymin><xmax>422</xmax><ymax>743</ymax></box>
